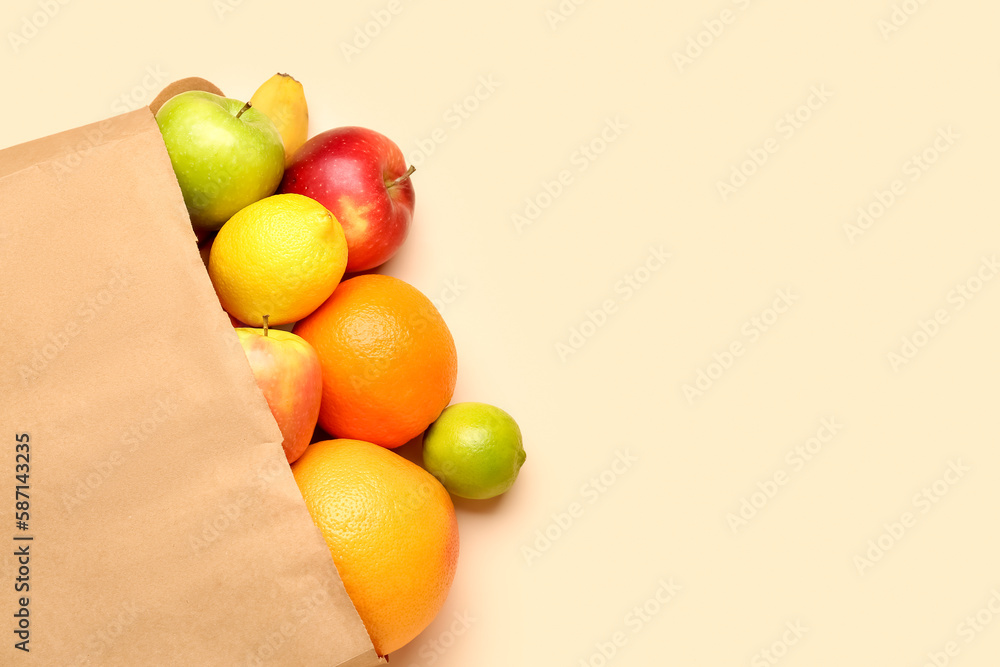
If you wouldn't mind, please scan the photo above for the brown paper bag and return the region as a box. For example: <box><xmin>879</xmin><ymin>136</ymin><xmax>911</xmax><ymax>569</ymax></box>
<box><xmin>0</xmin><ymin>102</ymin><xmax>384</xmax><ymax>665</ymax></box>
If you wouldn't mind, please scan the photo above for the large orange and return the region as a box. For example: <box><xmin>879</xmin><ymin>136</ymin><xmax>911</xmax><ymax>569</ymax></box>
<box><xmin>292</xmin><ymin>439</ymin><xmax>459</xmax><ymax>655</ymax></box>
<box><xmin>294</xmin><ymin>274</ymin><xmax>457</xmax><ymax>448</ymax></box>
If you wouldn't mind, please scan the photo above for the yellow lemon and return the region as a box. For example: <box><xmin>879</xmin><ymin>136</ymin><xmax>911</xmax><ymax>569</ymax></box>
<box><xmin>209</xmin><ymin>193</ymin><xmax>348</xmax><ymax>326</ymax></box>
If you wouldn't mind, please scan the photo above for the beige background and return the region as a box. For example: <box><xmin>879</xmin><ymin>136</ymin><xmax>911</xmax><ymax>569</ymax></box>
<box><xmin>4</xmin><ymin>0</ymin><xmax>1000</xmax><ymax>665</ymax></box>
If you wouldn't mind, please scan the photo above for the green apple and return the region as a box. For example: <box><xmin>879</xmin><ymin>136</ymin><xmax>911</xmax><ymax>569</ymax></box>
<box><xmin>155</xmin><ymin>91</ymin><xmax>285</xmax><ymax>231</ymax></box>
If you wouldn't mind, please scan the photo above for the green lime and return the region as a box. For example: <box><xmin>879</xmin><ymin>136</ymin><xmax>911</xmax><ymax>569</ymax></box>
<box><xmin>423</xmin><ymin>402</ymin><xmax>526</xmax><ymax>500</ymax></box>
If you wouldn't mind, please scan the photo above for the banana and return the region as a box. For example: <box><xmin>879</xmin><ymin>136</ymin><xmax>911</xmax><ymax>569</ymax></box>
<box><xmin>250</xmin><ymin>73</ymin><xmax>308</xmax><ymax>165</ymax></box>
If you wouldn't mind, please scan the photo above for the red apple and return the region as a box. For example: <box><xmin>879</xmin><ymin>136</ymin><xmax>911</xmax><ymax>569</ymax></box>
<box><xmin>279</xmin><ymin>127</ymin><xmax>415</xmax><ymax>272</ymax></box>
<box><xmin>236</xmin><ymin>326</ymin><xmax>322</xmax><ymax>464</ymax></box>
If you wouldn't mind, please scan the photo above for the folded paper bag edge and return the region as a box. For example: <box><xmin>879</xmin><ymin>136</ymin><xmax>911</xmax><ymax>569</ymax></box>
<box><xmin>148</xmin><ymin>76</ymin><xmax>225</xmax><ymax>115</ymax></box>
<box><xmin>339</xmin><ymin>650</ymin><xmax>389</xmax><ymax>666</ymax></box>
<box><xmin>0</xmin><ymin>108</ymin><xmax>154</xmax><ymax>182</ymax></box>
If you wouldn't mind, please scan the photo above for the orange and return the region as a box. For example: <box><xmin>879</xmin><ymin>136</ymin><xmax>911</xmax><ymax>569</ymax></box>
<box><xmin>292</xmin><ymin>439</ymin><xmax>459</xmax><ymax>655</ymax></box>
<box><xmin>293</xmin><ymin>274</ymin><xmax>457</xmax><ymax>448</ymax></box>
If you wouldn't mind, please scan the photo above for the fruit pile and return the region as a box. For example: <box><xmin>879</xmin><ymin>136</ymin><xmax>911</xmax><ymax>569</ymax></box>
<box><xmin>153</xmin><ymin>74</ymin><xmax>526</xmax><ymax>656</ymax></box>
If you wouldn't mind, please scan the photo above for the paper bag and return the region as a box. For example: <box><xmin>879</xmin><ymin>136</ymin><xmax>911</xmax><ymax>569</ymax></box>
<box><xmin>0</xmin><ymin>106</ymin><xmax>384</xmax><ymax>665</ymax></box>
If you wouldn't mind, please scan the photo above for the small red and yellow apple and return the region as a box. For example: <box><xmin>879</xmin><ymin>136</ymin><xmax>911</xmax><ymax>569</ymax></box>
<box><xmin>236</xmin><ymin>322</ymin><xmax>322</xmax><ymax>464</ymax></box>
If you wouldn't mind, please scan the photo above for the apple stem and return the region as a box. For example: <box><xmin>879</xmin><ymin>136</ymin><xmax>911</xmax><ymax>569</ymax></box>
<box><xmin>263</xmin><ymin>314</ymin><xmax>269</xmax><ymax>337</ymax></box>
<box><xmin>235</xmin><ymin>101</ymin><xmax>252</xmax><ymax>119</ymax></box>
<box><xmin>386</xmin><ymin>165</ymin><xmax>416</xmax><ymax>189</ymax></box>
